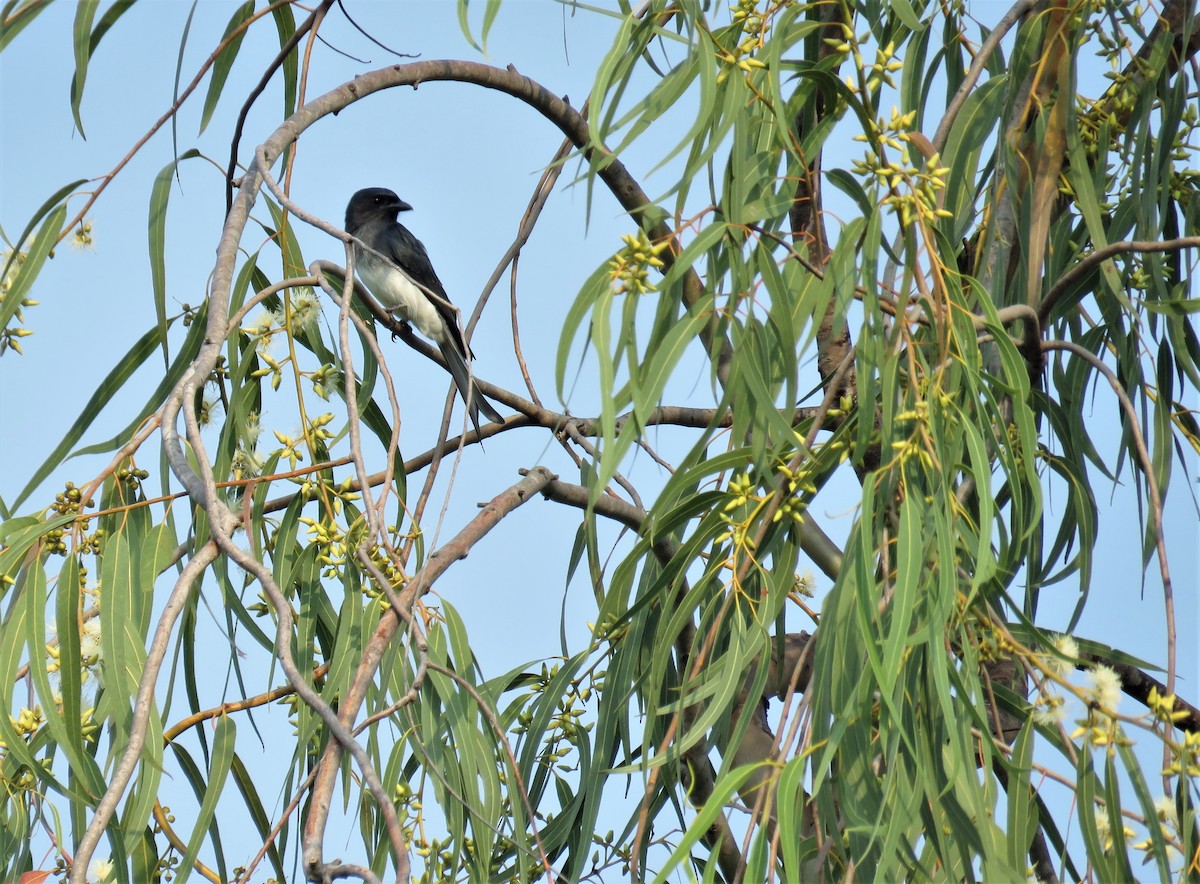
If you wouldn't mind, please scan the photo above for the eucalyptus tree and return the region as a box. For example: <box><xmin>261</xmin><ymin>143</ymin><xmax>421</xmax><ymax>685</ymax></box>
<box><xmin>1</xmin><ymin>1</ymin><xmax>1197</xmax><ymax>882</ymax></box>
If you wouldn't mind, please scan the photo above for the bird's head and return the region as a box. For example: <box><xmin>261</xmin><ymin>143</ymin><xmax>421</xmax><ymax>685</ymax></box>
<box><xmin>345</xmin><ymin>187</ymin><xmax>413</xmax><ymax>231</ymax></box>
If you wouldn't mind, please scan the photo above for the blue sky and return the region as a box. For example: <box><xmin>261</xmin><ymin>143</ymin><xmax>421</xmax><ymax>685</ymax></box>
<box><xmin>1</xmin><ymin>1</ymin><xmax>1196</xmax><ymax>879</ymax></box>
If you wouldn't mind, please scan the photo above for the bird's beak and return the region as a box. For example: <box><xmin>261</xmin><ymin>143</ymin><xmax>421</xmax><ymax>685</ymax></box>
<box><xmin>393</xmin><ymin>198</ymin><xmax>413</xmax><ymax>213</ymax></box>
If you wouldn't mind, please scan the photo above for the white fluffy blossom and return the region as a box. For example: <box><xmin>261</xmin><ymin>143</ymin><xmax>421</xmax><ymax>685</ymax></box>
<box><xmin>1085</xmin><ymin>664</ymin><xmax>1122</xmax><ymax>711</ymax></box>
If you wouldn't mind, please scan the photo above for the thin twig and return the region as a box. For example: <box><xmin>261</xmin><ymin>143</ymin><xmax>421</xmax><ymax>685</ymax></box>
<box><xmin>237</xmin><ymin>765</ymin><xmax>320</xmax><ymax>884</ymax></box>
<box><xmin>225</xmin><ymin>1</ymin><xmax>336</xmax><ymax>210</ymax></box>
<box><xmin>47</xmin><ymin>0</ymin><xmax>296</xmax><ymax>249</ymax></box>
<box><xmin>1041</xmin><ymin>340</ymin><xmax>1176</xmax><ymax>699</ymax></box>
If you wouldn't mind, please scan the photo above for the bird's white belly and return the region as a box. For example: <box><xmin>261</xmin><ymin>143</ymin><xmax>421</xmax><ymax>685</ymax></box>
<box><xmin>358</xmin><ymin>258</ymin><xmax>448</xmax><ymax>343</ymax></box>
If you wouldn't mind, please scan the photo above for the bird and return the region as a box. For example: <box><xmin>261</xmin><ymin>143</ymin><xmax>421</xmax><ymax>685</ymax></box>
<box><xmin>345</xmin><ymin>187</ymin><xmax>503</xmax><ymax>436</ymax></box>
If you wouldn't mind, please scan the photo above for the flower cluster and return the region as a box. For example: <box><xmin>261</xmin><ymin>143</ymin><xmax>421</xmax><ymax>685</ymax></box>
<box><xmin>852</xmin><ymin>108</ymin><xmax>952</xmax><ymax>228</ymax></box>
<box><xmin>43</xmin><ymin>482</ymin><xmax>102</xmax><ymax>557</ymax></box>
<box><xmin>230</xmin><ymin>411</ymin><xmax>264</xmax><ymax>481</ymax></box>
<box><xmin>9</xmin><ymin>705</ymin><xmax>44</xmax><ymax>737</ymax></box>
<box><xmin>718</xmin><ymin>0</ymin><xmax>771</xmax><ymax>81</ymax></box>
<box><xmin>297</xmin><ymin>511</ymin><xmax>351</xmax><ymax>579</ymax></box>
<box><xmin>242</xmin><ymin>288</ymin><xmax>321</xmax><ymax>390</ymax></box>
<box><xmin>1032</xmin><ymin>633</ymin><xmax>1133</xmax><ymax>750</ymax></box>
<box><xmin>71</xmin><ymin>219</ymin><xmax>95</xmax><ymax>251</ymax></box>
<box><xmin>826</xmin><ymin>27</ymin><xmax>904</xmax><ymax>93</ymax></box>
<box><xmin>608</xmin><ymin>230</ymin><xmax>668</xmax><ymax>296</ymax></box>
<box><xmin>1032</xmin><ymin>633</ymin><xmax>1077</xmax><ymax>726</ymax></box>
<box><xmin>511</xmin><ymin>662</ymin><xmax>593</xmax><ymax>773</ymax></box>
<box><xmin>0</xmin><ymin>248</ymin><xmax>37</xmax><ymax>355</ymax></box>
<box><xmin>1131</xmin><ymin>795</ymin><xmax>1186</xmax><ymax>866</ymax></box>
<box><xmin>1149</xmin><ymin>686</ymin><xmax>1200</xmax><ymax>779</ymax></box>
<box><xmin>716</xmin><ymin>459</ymin><xmax>816</xmax><ymax>579</ymax></box>
<box><xmin>358</xmin><ymin>538</ymin><xmax>409</xmax><ymax>602</ymax></box>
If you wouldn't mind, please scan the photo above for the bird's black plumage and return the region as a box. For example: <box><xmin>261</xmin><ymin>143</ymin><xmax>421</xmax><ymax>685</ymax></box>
<box><xmin>345</xmin><ymin>187</ymin><xmax>502</xmax><ymax>435</ymax></box>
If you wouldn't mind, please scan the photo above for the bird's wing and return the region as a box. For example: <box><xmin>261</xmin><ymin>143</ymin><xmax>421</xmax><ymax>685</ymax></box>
<box><xmin>381</xmin><ymin>224</ymin><xmax>466</xmax><ymax>347</ymax></box>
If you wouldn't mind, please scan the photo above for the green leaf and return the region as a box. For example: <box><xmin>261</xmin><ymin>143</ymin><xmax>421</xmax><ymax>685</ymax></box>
<box><xmin>27</xmin><ymin>556</ymin><xmax>106</xmax><ymax>800</ymax></box>
<box><xmin>0</xmin><ymin>562</ymin><xmax>70</xmax><ymax>796</ymax></box>
<box><xmin>269</xmin><ymin>3</ymin><xmax>298</xmax><ymax>120</ymax></box>
<box><xmin>74</xmin><ymin>304</ymin><xmax>206</xmax><ymax>463</ymax></box>
<box><xmin>775</xmin><ymin>758</ymin><xmax>811</xmax><ymax>874</ymax></box>
<box><xmin>0</xmin><ymin>203</ymin><xmax>67</xmax><ymax>343</ymax></box>
<box><xmin>1062</xmin><ymin>124</ymin><xmax>1127</xmax><ymax>313</ymax></box>
<box><xmin>177</xmin><ymin>716</ymin><xmax>236</xmax><ymax>883</ymax></box>
<box><xmin>602</xmin><ymin>299</ymin><xmax>711</xmax><ymax>497</ymax></box>
<box><xmin>887</xmin><ymin>0</ymin><xmax>928</xmax><ymax>33</ymax></box>
<box><xmin>455</xmin><ymin>0</ymin><xmax>483</xmax><ymax>52</ymax></box>
<box><xmin>0</xmin><ymin>0</ymin><xmax>57</xmax><ymax>51</ymax></box>
<box><xmin>231</xmin><ymin>753</ymin><xmax>287</xmax><ymax>881</ymax></box>
<box><xmin>67</xmin><ymin>0</ymin><xmax>136</xmax><ymax>125</ymax></box>
<box><xmin>98</xmin><ymin>529</ymin><xmax>141</xmax><ymax>720</ymax></box>
<box><xmin>139</xmin><ymin>522</ymin><xmax>180</xmax><ymax>597</ymax></box>
<box><xmin>0</xmin><ymin>514</ymin><xmax>74</xmax><ymax>579</ymax></box>
<box><xmin>131</xmin><ymin>827</ymin><xmax>160</xmax><ymax>883</ymax></box>
<box><xmin>1116</xmin><ymin>741</ymin><xmax>1174</xmax><ymax>882</ymax></box>
<box><xmin>659</xmin><ymin>220</ymin><xmax>730</xmax><ymax>292</ymax></box>
<box><xmin>69</xmin><ymin>0</ymin><xmax>100</xmax><ymax>137</ymax></box>
<box><xmin>479</xmin><ymin>0</ymin><xmax>502</xmax><ymax>54</ymax></box>
<box><xmin>121</xmin><ymin>706</ymin><xmax>165</xmax><ymax>858</ymax></box>
<box><xmin>148</xmin><ymin>149</ymin><xmax>202</xmax><ymax>364</ymax></box>
<box><xmin>1005</xmin><ymin>719</ymin><xmax>1037</xmax><ymax>871</ymax></box>
<box><xmin>1076</xmin><ymin>749</ymin><xmax>1121</xmax><ymax>881</ymax></box>
<box><xmin>650</xmin><ymin>763</ymin><xmax>764</xmax><ymax>883</ymax></box>
<box><xmin>940</xmin><ymin>76</ymin><xmax>1005</xmax><ymax>241</ymax></box>
<box><xmin>170</xmin><ymin>1</ymin><xmax>199</xmax><ymax>186</ymax></box>
<box><xmin>200</xmin><ymin>0</ymin><xmax>254</xmax><ymax>134</ymax></box>
<box><xmin>555</xmin><ymin>259</ymin><xmax>612</xmax><ymax>404</ymax></box>
<box><xmin>827</xmin><ymin>168</ymin><xmax>875</xmax><ymax>222</ymax></box>
<box><xmin>1142</xmin><ymin>296</ymin><xmax>1200</xmax><ymax>315</ymax></box>
<box><xmin>1</xmin><ymin>178</ymin><xmax>85</xmax><ymax>276</ymax></box>
<box><xmin>880</xmin><ymin>489</ymin><xmax>922</xmax><ymax>695</ymax></box>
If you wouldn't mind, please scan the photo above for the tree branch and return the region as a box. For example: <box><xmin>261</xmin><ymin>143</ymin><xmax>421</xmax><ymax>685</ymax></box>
<box><xmin>1038</xmin><ymin>236</ymin><xmax>1200</xmax><ymax>324</ymax></box>
<box><xmin>303</xmin><ymin>467</ymin><xmax>556</xmax><ymax>873</ymax></box>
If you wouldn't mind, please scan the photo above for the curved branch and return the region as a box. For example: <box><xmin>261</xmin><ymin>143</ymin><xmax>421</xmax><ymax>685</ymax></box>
<box><xmin>1041</xmin><ymin>340</ymin><xmax>1176</xmax><ymax>699</ymax></box>
<box><xmin>1080</xmin><ymin>653</ymin><xmax>1199</xmax><ymax>735</ymax></box>
<box><xmin>162</xmin><ymin>663</ymin><xmax>330</xmax><ymax>744</ymax></box>
<box><xmin>193</xmin><ymin>54</ymin><xmax>777</xmax><ymax>881</ymax></box>
<box><xmin>303</xmin><ymin>466</ymin><xmax>557</xmax><ymax>870</ymax></box>
<box><xmin>240</xmin><ymin>60</ymin><xmax>729</xmax><ymax>384</ymax></box>
<box><xmin>1038</xmin><ymin>235</ymin><xmax>1200</xmax><ymax>324</ymax></box>
<box><xmin>152</xmin><ymin>801</ymin><xmax>222</xmax><ymax>883</ymax></box>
